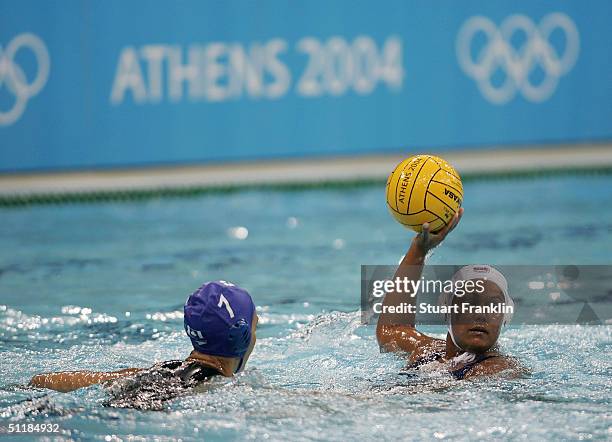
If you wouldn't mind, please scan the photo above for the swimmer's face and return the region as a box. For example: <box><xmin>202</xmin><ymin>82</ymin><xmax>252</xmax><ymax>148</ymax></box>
<box><xmin>237</xmin><ymin>313</ymin><xmax>258</xmax><ymax>371</ymax></box>
<box><xmin>450</xmin><ymin>279</ymin><xmax>505</xmax><ymax>353</ymax></box>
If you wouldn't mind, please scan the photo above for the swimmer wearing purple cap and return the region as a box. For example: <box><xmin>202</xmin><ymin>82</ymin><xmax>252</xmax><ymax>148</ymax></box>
<box><xmin>376</xmin><ymin>208</ymin><xmax>523</xmax><ymax>380</ymax></box>
<box><xmin>29</xmin><ymin>280</ymin><xmax>258</xmax><ymax>394</ymax></box>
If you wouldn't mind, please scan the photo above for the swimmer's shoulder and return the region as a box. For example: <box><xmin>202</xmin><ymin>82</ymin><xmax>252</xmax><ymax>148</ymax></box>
<box><xmin>116</xmin><ymin>359</ymin><xmax>221</xmax><ymax>384</ymax></box>
<box><xmin>463</xmin><ymin>354</ymin><xmax>527</xmax><ymax>379</ymax></box>
<box><xmin>155</xmin><ymin>359</ymin><xmax>222</xmax><ymax>382</ymax></box>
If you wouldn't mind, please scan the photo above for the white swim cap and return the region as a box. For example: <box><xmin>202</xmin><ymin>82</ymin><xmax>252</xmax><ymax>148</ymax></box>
<box><xmin>444</xmin><ymin>265</ymin><xmax>514</xmax><ymax>350</ymax></box>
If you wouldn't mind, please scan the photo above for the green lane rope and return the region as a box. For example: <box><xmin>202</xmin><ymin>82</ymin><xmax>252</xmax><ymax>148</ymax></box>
<box><xmin>1</xmin><ymin>165</ymin><xmax>611</xmax><ymax>208</ymax></box>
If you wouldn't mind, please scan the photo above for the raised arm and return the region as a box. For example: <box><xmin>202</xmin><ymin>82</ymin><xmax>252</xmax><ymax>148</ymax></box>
<box><xmin>376</xmin><ymin>208</ymin><xmax>463</xmax><ymax>354</ymax></box>
<box><xmin>29</xmin><ymin>368</ymin><xmax>143</xmax><ymax>392</ymax></box>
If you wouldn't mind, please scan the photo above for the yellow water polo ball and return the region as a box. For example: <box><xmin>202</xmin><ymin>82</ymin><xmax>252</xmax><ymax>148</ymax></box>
<box><xmin>386</xmin><ymin>154</ymin><xmax>463</xmax><ymax>233</ymax></box>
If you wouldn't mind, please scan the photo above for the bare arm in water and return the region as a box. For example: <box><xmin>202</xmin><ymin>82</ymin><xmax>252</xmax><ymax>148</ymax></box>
<box><xmin>29</xmin><ymin>368</ymin><xmax>143</xmax><ymax>392</ymax></box>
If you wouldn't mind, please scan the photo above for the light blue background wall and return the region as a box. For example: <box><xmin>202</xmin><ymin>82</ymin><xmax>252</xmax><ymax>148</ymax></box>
<box><xmin>1</xmin><ymin>0</ymin><xmax>611</xmax><ymax>172</ymax></box>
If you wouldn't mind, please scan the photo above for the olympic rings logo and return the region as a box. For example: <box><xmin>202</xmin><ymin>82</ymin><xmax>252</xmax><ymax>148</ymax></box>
<box><xmin>0</xmin><ymin>33</ymin><xmax>50</xmax><ymax>126</ymax></box>
<box><xmin>456</xmin><ymin>13</ymin><xmax>579</xmax><ymax>104</ymax></box>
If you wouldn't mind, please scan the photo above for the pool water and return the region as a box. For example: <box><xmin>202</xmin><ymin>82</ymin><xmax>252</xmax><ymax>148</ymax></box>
<box><xmin>0</xmin><ymin>175</ymin><xmax>611</xmax><ymax>441</ymax></box>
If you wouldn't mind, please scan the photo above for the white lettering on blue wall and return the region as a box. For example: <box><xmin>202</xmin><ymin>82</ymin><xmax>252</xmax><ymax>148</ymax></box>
<box><xmin>110</xmin><ymin>36</ymin><xmax>403</xmax><ymax>104</ymax></box>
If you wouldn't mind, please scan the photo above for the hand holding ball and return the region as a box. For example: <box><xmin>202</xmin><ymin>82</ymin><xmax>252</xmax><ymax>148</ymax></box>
<box><xmin>386</xmin><ymin>155</ymin><xmax>463</xmax><ymax>233</ymax></box>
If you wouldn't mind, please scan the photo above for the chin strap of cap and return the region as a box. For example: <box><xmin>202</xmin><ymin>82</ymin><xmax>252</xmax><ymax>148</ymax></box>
<box><xmin>448</xmin><ymin>313</ymin><xmax>462</xmax><ymax>349</ymax></box>
<box><xmin>234</xmin><ymin>357</ymin><xmax>245</xmax><ymax>374</ymax></box>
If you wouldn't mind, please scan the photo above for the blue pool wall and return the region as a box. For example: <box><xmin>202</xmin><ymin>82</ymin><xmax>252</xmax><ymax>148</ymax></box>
<box><xmin>1</xmin><ymin>0</ymin><xmax>611</xmax><ymax>172</ymax></box>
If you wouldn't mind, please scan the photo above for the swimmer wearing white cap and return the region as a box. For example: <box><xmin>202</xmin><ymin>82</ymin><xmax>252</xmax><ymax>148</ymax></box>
<box><xmin>376</xmin><ymin>209</ymin><xmax>521</xmax><ymax>379</ymax></box>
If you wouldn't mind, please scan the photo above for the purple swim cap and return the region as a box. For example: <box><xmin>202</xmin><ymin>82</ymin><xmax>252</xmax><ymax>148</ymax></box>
<box><xmin>184</xmin><ymin>281</ymin><xmax>256</xmax><ymax>358</ymax></box>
